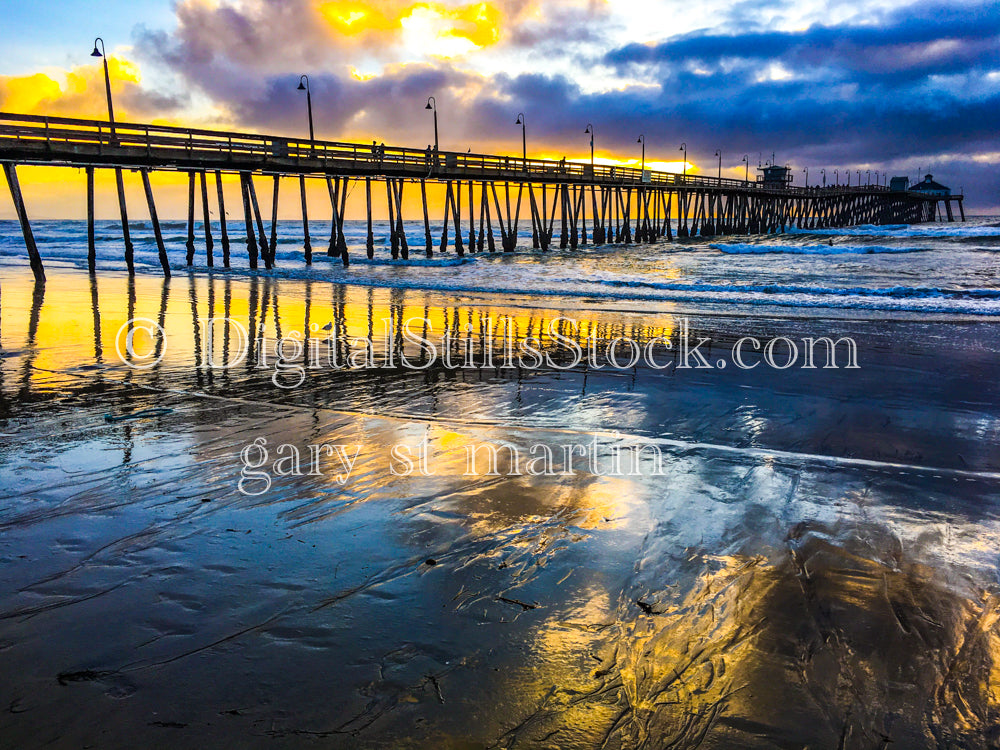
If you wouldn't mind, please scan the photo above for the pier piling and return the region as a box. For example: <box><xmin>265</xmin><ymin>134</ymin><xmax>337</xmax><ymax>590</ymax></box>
<box><xmin>200</xmin><ymin>171</ymin><xmax>214</xmax><ymax>267</ymax></box>
<box><xmin>185</xmin><ymin>171</ymin><xmax>196</xmax><ymax>266</ymax></box>
<box><xmin>140</xmin><ymin>168</ymin><xmax>170</xmax><ymax>277</ymax></box>
<box><xmin>113</xmin><ymin>168</ymin><xmax>134</xmax><ymax>274</ymax></box>
<box><xmin>299</xmin><ymin>175</ymin><xmax>311</xmax><ymax>265</ymax></box>
<box><xmin>214</xmin><ymin>170</ymin><xmax>230</xmax><ymax>268</ymax></box>
<box><xmin>86</xmin><ymin>166</ymin><xmax>96</xmax><ymax>274</ymax></box>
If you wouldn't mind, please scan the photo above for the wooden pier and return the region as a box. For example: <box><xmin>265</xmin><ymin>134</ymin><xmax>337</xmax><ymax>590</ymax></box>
<box><xmin>0</xmin><ymin>112</ymin><xmax>964</xmax><ymax>283</ymax></box>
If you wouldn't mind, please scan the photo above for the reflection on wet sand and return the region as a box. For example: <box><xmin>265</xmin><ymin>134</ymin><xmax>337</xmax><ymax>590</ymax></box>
<box><xmin>532</xmin><ymin>521</ymin><xmax>1000</xmax><ymax>748</ymax></box>
<box><xmin>1</xmin><ymin>266</ymin><xmax>1000</xmax><ymax>748</ymax></box>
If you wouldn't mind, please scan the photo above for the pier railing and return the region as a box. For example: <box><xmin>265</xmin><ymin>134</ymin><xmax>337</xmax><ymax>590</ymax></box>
<box><xmin>0</xmin><ymin>111</ymin><xmax>889</xmax><ymax>195</ymax></box>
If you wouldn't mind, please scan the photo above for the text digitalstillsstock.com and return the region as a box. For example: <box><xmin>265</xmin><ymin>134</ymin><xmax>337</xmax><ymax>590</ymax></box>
<box><xmin>116</xmin><ymin>316</ymin><xmax>860</xmax><ymax>386</ymax></box>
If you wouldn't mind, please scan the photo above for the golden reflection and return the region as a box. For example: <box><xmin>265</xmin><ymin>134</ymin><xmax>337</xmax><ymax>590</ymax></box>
<box><xmin>496</xmin><ymin>520</ymin><xmax>1000</xmax><ymax>747</ymax></box>
<box><xmin>0</xmin><ymin>267</ymin><xmax>679</xmax><ymax>398</ymax></box>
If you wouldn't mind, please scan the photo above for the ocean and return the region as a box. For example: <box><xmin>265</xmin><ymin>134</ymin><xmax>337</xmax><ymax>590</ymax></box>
<box><xmin>3</xmin><ymin>215</ymin><xmax>1000</xmax><ymax>316</ymax></box>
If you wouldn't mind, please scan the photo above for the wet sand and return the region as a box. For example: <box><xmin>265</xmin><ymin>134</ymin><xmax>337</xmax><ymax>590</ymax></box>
<box><xmin>2</xmin><ymin>266</ymin><xmax>1000</xmax><ymax>748</ymax></box>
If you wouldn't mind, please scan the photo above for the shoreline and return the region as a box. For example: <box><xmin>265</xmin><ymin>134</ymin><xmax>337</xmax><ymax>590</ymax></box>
<box><xmin>6</xmin><ymin>261</ymin><xmax>1000</xmax><ymax>324</ymax></box>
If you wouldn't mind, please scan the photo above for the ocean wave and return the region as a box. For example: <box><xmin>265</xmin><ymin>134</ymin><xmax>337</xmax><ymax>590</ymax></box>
<box><xmin>5</xmin><ymin>217</ymin><xmax>1000</xmax><ymax>315</ymax></box>
<box><xmin>267</xmin><ymin>248</ymin><xmax>470</xmax><ymax>267</ymax></box>
<box><xmin>559</xmin><ymin>274</ymin><xmax>1000</xmax><ymax>300</ymax></box>
<box><xmin>127</xmin><ymin>261</ymin><xmax>999</xmax><ymax>316</ymax></box>
<box><xmin>710</xmin><ymin>243</ymin><xmax>924</xmax><ymax>255</ymax></box>
<box><xmin>789</xmin><ymin>224</ymin><xmax>1000</xmax><ymax>238</ymax></box>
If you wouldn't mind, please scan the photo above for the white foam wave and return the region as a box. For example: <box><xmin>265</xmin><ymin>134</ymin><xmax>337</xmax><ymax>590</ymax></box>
<box><xmin>789</xmin><ymin>224</ymin><xmax>1000</xmax><ymax>238</ymax></box>
<box><xmin>711</xmin><ymin>243</ymin><xmax>924</xmax><ymax>255</ymax></box>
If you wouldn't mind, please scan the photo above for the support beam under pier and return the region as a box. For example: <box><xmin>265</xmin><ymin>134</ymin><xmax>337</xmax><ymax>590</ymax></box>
<box><xmin>2</xmin><ymin>163</ymin><xmax>44</xmax><ymax>282</ymax></box>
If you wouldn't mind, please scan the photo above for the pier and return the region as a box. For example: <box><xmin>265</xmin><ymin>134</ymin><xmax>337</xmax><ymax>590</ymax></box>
<box><xmin>0</xmin><ymin>111</ymin><xmax>965</xmax><ymax>283</ymax></box>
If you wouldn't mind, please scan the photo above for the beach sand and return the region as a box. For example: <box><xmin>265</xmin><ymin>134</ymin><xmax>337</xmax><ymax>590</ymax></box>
<box><xmin>2</xmin><ymin>265</ymin><xmax>1000</xmax><ymax>748</ymax></box>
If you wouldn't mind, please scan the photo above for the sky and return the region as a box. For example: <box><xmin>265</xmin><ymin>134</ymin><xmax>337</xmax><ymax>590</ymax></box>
<box><xmin>1</xmin><ymin>0</ymin><xmax>998</xmax><ymax>216</ymax></box>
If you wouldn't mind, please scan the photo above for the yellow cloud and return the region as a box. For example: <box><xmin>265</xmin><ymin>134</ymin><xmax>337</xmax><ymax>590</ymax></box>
<box><xmin>317</xmin><ymin>0</ymin><xmax>503</xmax><ymax>52</ymax></box>
<box><xmin>0</xmin><ymin>57</ymin><xmax>144</xmax><ymax>120</ymax></box>
<box><xmin>348</xmin><ymin>66</ymin><xmax>378</xmax><ymax>81</ymax></box>
<box><xmin>318</xmin><ymin>1</ymin><xmax>398</xmax><ymax>34</ymax></box>
<box><xmin>0</xmin><ymin>73</ymin><xmax>64</xmax><ymax>114</ymax></box>
<box><xmin>430</xmin><ymin>2</ymin><xmax>502</xmax><ymax>48</ymax></box>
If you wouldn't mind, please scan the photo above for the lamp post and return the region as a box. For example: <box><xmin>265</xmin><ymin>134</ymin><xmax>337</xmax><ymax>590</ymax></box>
<box><xmin>834</xmin><ymin>169</ymin><xmax>839</xmax><ymax>186</ymax></box>
<box><xmin>90</xmin><ymin>38</ymin><xmax>116</xmax><ymax>136</ymax></box>
<box><xmin>679</xmin><ymin>142</ymin><xmax>687</xmax><ymax>177</ymax></box>
<box><xmin>820</xmin><ymin>168</ymin><xmax>826</xmax><ymax>187</ymax></box>
<box><xmin>866</xmin><ymin>169</ymin><xmax>871</xmax><ymax>186</ymax></box>
<box><xmin>515</xmin><ymin>113</ymin><xmax>526</xmax><ymax>170</ymax></box>
<box><xmin>425</xmin><ymin>96</ymin><xmax>439</xmax><ymax>153</ymax></box>
<box><xmin>714</xmin><ymin>150</ymin><xmax>722</xmax><ymax>181</ymax></box>
<box><xmin>637</xmin><ymin>134</ymin><xmax>645</xmax><ymax>173</ymax></box>
<box><xmin>585</xmin><ymin>123</ymin><xmax>594</xmax><ymax>169</ymax></box>
<box><xmin>297</xmin><ymin>75</ymin><xmax>314</xmax><ymax>150</ymax></box>
<box><xmin>802</xmin><ymin>167</ymin><xmax>808</xmax><ymax>188</ymax></box>
<box><xmin>856</xmin><ymin>169</ymin><xmax>861</xmax><ymax>187</ymax></box>
<box><xmin>847</xmin><ymin>169</ymin><xmax>851</xmax><ymax>187</ymax></box>
<box><xmin>741</xmin><ymin>154</ymin><xmax>749</xmax><ymax>182</ymax></box>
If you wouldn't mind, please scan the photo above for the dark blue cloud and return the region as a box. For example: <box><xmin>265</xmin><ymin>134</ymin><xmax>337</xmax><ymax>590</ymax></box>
<box><xmin>606</xmin><ymin>2</ymin><xmax>1000</xmax><ymax>84</ymax></box>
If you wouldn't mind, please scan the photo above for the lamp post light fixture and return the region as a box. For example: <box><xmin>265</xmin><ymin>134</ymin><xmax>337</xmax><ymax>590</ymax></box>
<box><xmin>802</xmin><ymin>167</ymin><xmax>809</xmax><ymax>188</ymax></box>
<box><xmin>820</xmin><ymin>168</ymin><xmax>826</xmax><ymax>187</ymax></box>
<box><xmin>714</xmin><ymin>149</ymin><xmax>722</xmax><ymax>181</ymax></box>
<box><xmin>856</xmin><ymin>169</ymin><xmax>862</xmax><ymax>187</ymax></box>
<box><xmin>424</xmin><ymin>96</ymin><xmax>439</xmax><ymax>153</ymax></box>
<box><xmin>585</xmin><ymin>123</ymin><xmax>594</xmax><ymax>169</ymax></box>
<box><xmin>637</xmin><ymin>134</ymin><xmax>645</xmax><ymax>173</ymax></box>
<box><xmin>515</xmin><ymin>112</ymin><xmax>526</xmax><ymax>169</ymax></box>
<box><xmin>741</xmin><ymin>154</ymin><xmax>749</xmax><ymax>182</ymax></box>
<box><xmin>866</xmin><ymin>169</ymin><xmax>871</xmax><ymax>186</ymax></box>
<box><xmin>90</xmin><ymin>38</ymin><xmax>116</xmax><ymax>136</ymax></box>
<box><xmin>679</xmin><ymin>142</ymin><xmax>687</xmax><ymax>178</ymax></box>
<box><xmin>297</xmin><ymin>75</ymin><xmax>314</xmax><ymax>149</ymax></box>
<box><xmin>834</xmin><ymin>169</ymin><xmax>839</xmax><ymax>186</ymax></box>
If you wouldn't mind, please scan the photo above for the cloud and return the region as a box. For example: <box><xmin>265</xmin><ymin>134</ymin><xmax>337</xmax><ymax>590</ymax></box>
<box><xmin>503</xmin><ymin>0</ymin><xmax>612</xmax><ymax>48</ymax></box>
<box><xmin>0</xmin><ymin>57</ymin><xmax>187</xmax><ymax>121</ymax></box>
<box><xmin>142</xmin><ymin>0</ymin><xmax>511</xmax><ymax>74</ymax></box>
<box><xmin>605</xmin><ymin>2</ymin><xmax>1000</xmax><ymax>84</ymax></box>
